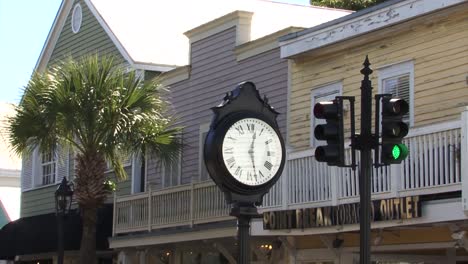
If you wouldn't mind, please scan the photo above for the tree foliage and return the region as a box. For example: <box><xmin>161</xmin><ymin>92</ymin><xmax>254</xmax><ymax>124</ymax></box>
<box><xmin>9</xmin><ymin>55</ymin><xmax>182</xmax><ymax>263</ymax></box>
<box><xmin>310</xmin><ymin>0</ymin><xmax>387</xmax><ymax>11</ymax></box>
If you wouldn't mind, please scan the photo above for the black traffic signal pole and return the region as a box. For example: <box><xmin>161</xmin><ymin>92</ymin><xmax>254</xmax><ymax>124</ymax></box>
<box><xmin>312</xmin><ymin>57</ymin><xmax>410</xmax><ymax>263</ymax></box>
<box><xmin>358</xmin><ymin>56</ymin><xmax>373</xmax><ymax>264</ymax></box>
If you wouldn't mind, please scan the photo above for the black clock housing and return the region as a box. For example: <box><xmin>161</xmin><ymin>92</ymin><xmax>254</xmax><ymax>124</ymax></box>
<box><xmin>204</xmin><ymin>82</ymin><xmax>286</xmax><ymax>205</ymax></box>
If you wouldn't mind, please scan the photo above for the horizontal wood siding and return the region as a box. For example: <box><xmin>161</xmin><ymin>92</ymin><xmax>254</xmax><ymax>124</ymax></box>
<box><xmin>109</xmin><ymin>166</ymin><xmax>133</xmax><ymax>196</ymax></box>
<box><xmin>289</xmin><ymin>7</ymin><xmax>468</xmax><ymax>151</ymax></box>
<box><xmin>20</xmin><ymin>0</ymin><xmax>133</xmax><ymax>217</ymax></box>
<box><xmin>21</xmin><ymin>166</ymin><xmax>131</xmax><ymax>217</ymax></box>
<box><xmin>48</xmin><ymin>0</ymin><xmax>126</xmax><ymax>66</ymax></box>
<box><xmin>147</xmin><ymin>27</ymin><xmax>289</xmax><ymax>186</ymax></box>
<box><xmin>21</xmin><ymin>185</ymin><xmax>57</xmax><ymax>217</ymax></box>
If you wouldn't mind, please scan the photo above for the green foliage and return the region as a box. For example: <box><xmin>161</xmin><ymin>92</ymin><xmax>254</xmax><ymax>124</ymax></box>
<box><xmin>9</xmin><ymin>54</ymin><xmax>182</xmax><ymax>180</ymax></box>
<box><xmin>103</xmin><ymin>179</ymin><xmax>117</xmax><ymax>192</ymax></box>
<box><xmin>310</xmin><ymin>0</ymin><xmax>387</xmax><ymax>10</ymax></box>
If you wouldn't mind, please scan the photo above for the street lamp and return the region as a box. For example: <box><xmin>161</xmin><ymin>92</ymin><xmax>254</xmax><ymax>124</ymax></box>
<box><xmin>55</xmin><ymin>177</ymin><xmax>74</xmax><ymax>264</ymax></box>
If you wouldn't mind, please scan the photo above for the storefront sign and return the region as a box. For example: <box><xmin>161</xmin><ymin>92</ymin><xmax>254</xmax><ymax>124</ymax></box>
<box><xmin>263</xmin><ymin>196</ymin><xmax>420</xmax><ymax>230</ymax></box>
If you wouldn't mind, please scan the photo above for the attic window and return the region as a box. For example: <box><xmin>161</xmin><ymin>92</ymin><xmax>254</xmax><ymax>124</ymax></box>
<box><xmin>71</xmin><ymin>4</ymin><xmax>82</xmax><ymax>33</ymax></box>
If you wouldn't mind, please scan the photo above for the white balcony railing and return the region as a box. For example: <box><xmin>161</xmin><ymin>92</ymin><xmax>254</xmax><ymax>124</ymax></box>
<box><xmin>277</xmin><ymin>120</ymin><xmax>461</xmax><ymax>210</ymax></box>
<box><xmin>113</xmin><ymin>120</ymin><xmax>463</xmax><ymax>235</ymax></box>
<box><xmin>113</xmin><ymin>181</ymin><xmax>233</xmax><ymax>234</ymax></box>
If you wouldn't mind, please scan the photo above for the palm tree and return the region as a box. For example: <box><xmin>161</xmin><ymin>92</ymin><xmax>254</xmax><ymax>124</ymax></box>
<box><xmin>9</xmin><ymin>55</ymin><xmax>181</xmax><ymax>263</ymax></box>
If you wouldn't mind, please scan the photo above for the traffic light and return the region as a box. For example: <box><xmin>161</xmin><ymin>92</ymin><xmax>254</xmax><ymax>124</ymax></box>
<box><xmin>313</xmin><ymin>99</ymin><xmax>345</xmax><ymax>166</ymax></box>
<box><xmin>381</xmin><ymin>97</ymin><xmax>409</xmax><ymax>164</ymax></box>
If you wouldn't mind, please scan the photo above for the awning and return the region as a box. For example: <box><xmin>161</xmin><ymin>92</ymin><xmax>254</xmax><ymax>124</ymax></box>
<box><xmin>0</xmin><ymin>205</ymin><xmax>112</xmax><ymax>260</ymax></box>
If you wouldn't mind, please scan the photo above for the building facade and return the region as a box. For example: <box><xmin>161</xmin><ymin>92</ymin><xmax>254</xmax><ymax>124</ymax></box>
<box><xmin>0</xmin><ymin>0</ymin><xmax>349</xmax><ymax>262</ymax></box>
<box><xmin>110</xmin><ymin>11</ymin><xmax>302</xmax><ymax>263</ymax></box>
<box><xmin>250</xmin><ymin>0</ymin><xmax>468</xmax><ymax>263</ymax></box>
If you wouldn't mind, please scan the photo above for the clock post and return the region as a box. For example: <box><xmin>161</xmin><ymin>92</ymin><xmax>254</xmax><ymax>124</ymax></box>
<box><xmin>204</xmin><ymin>82</ymin><xmax>286</xmax><ymax>264</ymax></box>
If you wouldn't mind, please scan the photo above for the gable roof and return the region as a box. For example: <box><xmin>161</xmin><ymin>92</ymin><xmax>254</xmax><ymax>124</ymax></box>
<box><xmin>36</xmin><ymin>0</ymin><xmax>351</xmax><ymax>72</ymax></box>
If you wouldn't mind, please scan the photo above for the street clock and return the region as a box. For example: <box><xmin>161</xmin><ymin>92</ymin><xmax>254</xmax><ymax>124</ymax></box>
<box><xmin>204</xmin><ymin>82</ymin><xmax>285</xmax><ymax>205</ymax></box>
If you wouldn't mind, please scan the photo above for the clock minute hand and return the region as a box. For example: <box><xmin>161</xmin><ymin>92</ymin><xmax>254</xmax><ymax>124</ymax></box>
<box><xmin>249</xmin><ymin>132</ymin><xmax>258</xmax><ymax>181</ymax></box>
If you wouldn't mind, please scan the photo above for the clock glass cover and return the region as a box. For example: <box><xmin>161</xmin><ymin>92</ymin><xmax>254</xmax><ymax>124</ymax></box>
<box><xmin>222</xmin><ymin>118</ymin><xmax>283</xmax><ymax>186</ymax></box>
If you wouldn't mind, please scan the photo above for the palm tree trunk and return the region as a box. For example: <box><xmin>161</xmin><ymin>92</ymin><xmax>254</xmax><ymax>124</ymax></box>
<box><xmin>75</xmin><ymin>152</ymin><xmax>108</xmax><ymax>264</ymax></box>
<box><xmin>80</xmin><ymin>206</ymin><xmax>98</xmax><ymax>264</ymax></box>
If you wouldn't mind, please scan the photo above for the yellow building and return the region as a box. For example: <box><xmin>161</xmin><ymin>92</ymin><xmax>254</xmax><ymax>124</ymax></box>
<box><xmin>250</xmin><ymin>0</ymin><xmax>468</xmax><ymax>263</ymax></box>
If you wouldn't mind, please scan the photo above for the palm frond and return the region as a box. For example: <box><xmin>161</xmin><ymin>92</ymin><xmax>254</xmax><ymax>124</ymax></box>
<box><xmin>10</xmin><ymin>54</ymin><xmax>183</xmax><ymax>180</ymax></box>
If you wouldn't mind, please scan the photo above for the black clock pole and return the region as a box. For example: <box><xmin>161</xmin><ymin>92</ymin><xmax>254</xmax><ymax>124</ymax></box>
<box><xmin>231</xmin><ymin>204</ymin><xmax>258</xmax><ymax>264</ymax></box>
<box><xmin>204</xmin><ymin>82</ymin><xmax>286</xmax><ymax>264</ymax></box>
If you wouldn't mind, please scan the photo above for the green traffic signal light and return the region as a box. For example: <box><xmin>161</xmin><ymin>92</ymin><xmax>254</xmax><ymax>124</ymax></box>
<box><xmin>391</xmin><ymin>144</ymin><xmax>408</xmax><ymax>161</ymax></box>
<box><xmin>392</xmin><ymin>145</ymin><xmax>400</xmax><ymax>159</ymax></box>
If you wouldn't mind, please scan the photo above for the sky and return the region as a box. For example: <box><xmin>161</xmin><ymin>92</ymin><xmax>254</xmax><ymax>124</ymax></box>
<box><xmin>0</xmin><ymin>0</ymin><xmax>312</xmax><ymax>105</ymax></box>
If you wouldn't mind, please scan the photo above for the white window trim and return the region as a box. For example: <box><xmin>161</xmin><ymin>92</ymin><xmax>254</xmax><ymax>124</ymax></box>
<box><xmin>377</xmin><ymin>60</ymin><xmax>415</xmax><ymax>127</ymax></box>
<box><xmin>161</xmin><ymin>152</ymin><xmax>182</xmax><ymax>188</ymax></box>
<box><xmin>199</xmin><ymin>123</ymin><xmax>211</xmax><ymax>182</ymax></box>
<box><xmin>310</xmin><ymin>82</ymin><xmax>343</xmax><ymax>147</ymax></box>
<box><xmin>105</xmin><ymin>155</ymin><xmax>133</xmax><ymax>173</ymax></box>
<box><xmin>131</xmin><ymin>152</ymin><xmax>143</xmax><ymax>194</ymax></box>
<box><xmin>71</xmin><ymin>3</ymin><xmax>82</xmax><ymax>34</ymax></box>
<box><xmin>33</xmin><ymin>148</ymin><xmax>58</xmax><ymax>188</ymax></box>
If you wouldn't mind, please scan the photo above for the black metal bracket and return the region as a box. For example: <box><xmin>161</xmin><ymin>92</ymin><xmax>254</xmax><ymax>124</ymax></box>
<box><xmin>373</xmin><ymin>94</ymin><xmax>392</xmax><ymax>168</ymax></box>
<box><xmin>337</xmin><ymin>96</ymin><xmax>357</xmax><ymax>170</ymax></box>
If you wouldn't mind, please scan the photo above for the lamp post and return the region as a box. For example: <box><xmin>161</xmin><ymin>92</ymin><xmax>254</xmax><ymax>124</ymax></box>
<box><xmin>55</xmin><ymin>177</ymin><xmax>74</xmax><ymax>264</ymax></box>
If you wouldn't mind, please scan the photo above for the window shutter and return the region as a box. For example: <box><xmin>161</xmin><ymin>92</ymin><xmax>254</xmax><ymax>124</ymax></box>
<box><xmin>21</xmin><ymin>154</ymin><xmax>33</xmax><ymax>191</ymax></box>
<box><xmin>383</xmin><ymin>73</ymin><xmax>410</xmax><ymax>121</ymax></box>
<box><xmin>311</xmin><ymin>83</ymin><xmax>342</xmax><ymax>147</ymax></box>
<box><xmin>56</xmin><ymin>146</ymin><xmax>69</xmax><ymax>183</ymax></box>
<box><xmin>162</xmin><ymin>157</ymin><xmax>181</xmax><ymax>188</ymax></box>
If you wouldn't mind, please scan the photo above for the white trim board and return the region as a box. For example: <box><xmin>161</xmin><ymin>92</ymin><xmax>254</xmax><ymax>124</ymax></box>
<box><xmin>109</xmin><ymin>227</ymin><xmax>236</xmax><ymax>249</ymax></box>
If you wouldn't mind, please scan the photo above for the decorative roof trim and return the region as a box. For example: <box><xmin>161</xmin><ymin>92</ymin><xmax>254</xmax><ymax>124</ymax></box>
<box><xmin>184</xmin><ymin>10</ymin><xmax>253</xmax><ymax>46</ymax></box>
<box><xmin>280</xmin><ymin>0</ymin><xmax>467</xmax><ymax>58</ymax></box>
<box><xmin>235</xmin><ymin>27</ymin><xmax>304</xmax><ymax>61</ymax></box>
<box><xmin>34</xmin><ymin>0</ymin><xmax>72</xmax><ymax>72</ymax></box>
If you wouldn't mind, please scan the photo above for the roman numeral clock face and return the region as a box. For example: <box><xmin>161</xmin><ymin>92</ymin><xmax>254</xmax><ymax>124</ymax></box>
<box><xmin>222</xmin><ymin>118</ymin><xmax>283</xmax><ymax>186</ymax></box>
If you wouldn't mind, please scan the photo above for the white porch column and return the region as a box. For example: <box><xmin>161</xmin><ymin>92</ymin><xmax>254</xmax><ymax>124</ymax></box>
<box><xmin>461</xmin><ymin>107</ymin><xmax>468</xmax><ymax>215</ymax></box>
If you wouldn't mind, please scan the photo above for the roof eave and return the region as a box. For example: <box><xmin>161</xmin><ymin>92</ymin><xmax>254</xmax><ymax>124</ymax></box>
<box><xmin>279</xmin><ymin>0</ymin><xmax>467</xmax><ymax>59</ymax></box>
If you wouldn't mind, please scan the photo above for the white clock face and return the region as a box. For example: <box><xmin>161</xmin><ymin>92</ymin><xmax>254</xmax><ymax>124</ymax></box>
<box><xmin>222</xmin><ymin>118</ymin><xmax>283</xmax><ymax>186</ymax></box>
